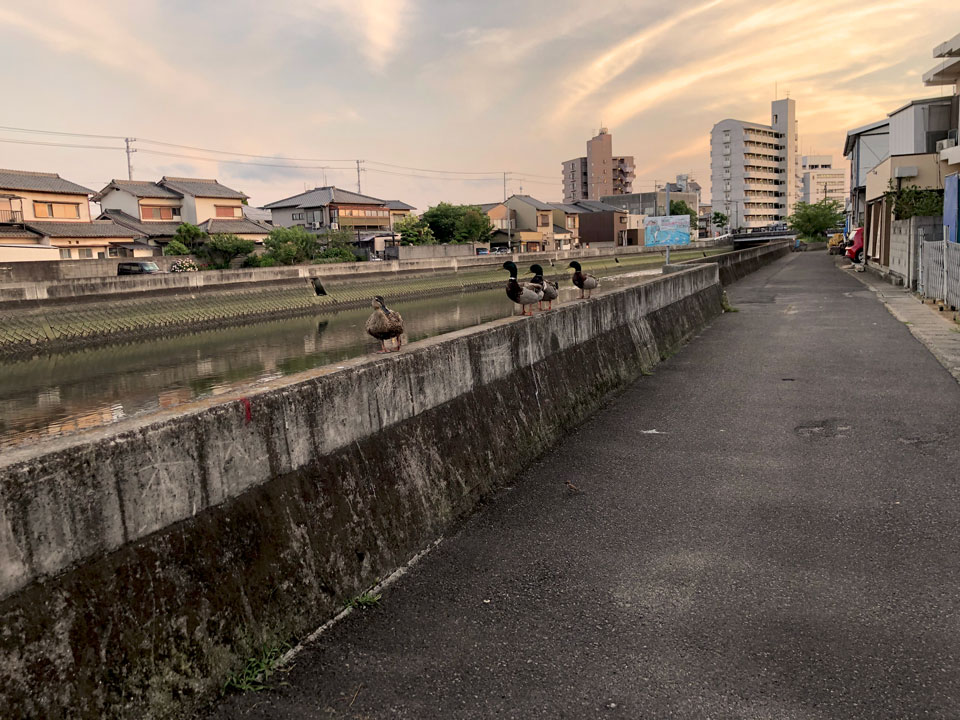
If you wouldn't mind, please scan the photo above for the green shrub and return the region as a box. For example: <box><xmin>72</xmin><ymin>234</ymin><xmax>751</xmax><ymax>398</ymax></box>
<box><xmin>171</xmin><ymin>223</ymin><xmax>208</xmax><ymax>253</ymax></box>
<box><xmin>163</xmin><ymin>240</ymin><xmax>190</xmax><ymax>256</ymax></box>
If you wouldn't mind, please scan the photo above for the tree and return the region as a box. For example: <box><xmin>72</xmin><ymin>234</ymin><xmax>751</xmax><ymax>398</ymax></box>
<box><xmin>204</xmin><ymin>234</ymin><xmax>255</xmax><ymax>268</ymax></box>
<box><xmin>786</xmin><ymin>199</ymin><xmax>845</xmax><ymax>238</ymax></box>
<box><xmin>172</xmin><ymin>223</ymin><xmax>208</xmax><ymax>254</ymax></box>
<box><xmin>162</xmin><ymin>239</ymin><xmax>190</xmax><ymax>256</ymax></box>
<box><xmin>670</xmin><ymin>200</ymin><xmax>698</xmax><ymax>229</ymax></box>
<box><xmin>263</xmin><ymin>226</ymin><xmax>320</xmax><ymax>264</ymax></box>
<box><xmin>394</xmin><ymin>215</ymin><xmax>436</xmax><ymax>245</ymax></box>
<box><xmin>318</xmin><ymin>228</ymin><xmax>358</xmax><ymax>262</ymax></box>
<box><xmin>320</xmin><ymin>227</ymin><xmax>357</xmax><ymax>250</ymax></box>
<box><xmin>264</xmin><ymin>226</ymin><xmax>318</xmax><ymax>265</ymax></box>
<box><xmin>455</xmin><ymin>207</ymin><xmax>494</xmax><ymax>244</ymax></box>
<box><xmin>886</xmin><ymin>181</ymin><xmax>943</xmax><ymax>221</ymax></box>
<box><xmin>712</xmin><ymin>211</ymin><xmax>729</xmax><ymax>229</ymax></box>
<box><xmin>422</xmin><ymin>202</ymin><xmax>466</xmax><ymax>243</ymax></box>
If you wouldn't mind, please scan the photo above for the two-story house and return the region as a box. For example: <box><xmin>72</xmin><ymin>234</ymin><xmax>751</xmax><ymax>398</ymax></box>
<box><xmin>264</xmin><ymin>186</ymin><xmax>394</xmax><ymax>232</ymax></box>
<box><xmin>549</xmin><ymin>203</ymin><xmax>583</xmax><ymax>248</ymax></box>
<box><xmin>572</xmin><ymin>200</ymin><xmax>629</xmax><ymax>248</ymax></box>
<box><xmin>385</xmin><ymin>200</ymin><xmax>415</xmax><ymax>229</ymax></box>
<box><xmin>0</xmin><ymin>169</ymin><xmax>141</xmax><ymax>261</ymax></box>
<box><xmin>504</xmin><ymin>195</ymin><xmax>556</xmax><ymax>250</ymax></box>
<box><xmin>95</xmin><ymin>177</ymin><xmax>270</xmax><ymax>246</ymax></box>
<box><xmin>479</xmin><ymin>202</ymin><xmax>517</xmax><ymax>232</ymax></box>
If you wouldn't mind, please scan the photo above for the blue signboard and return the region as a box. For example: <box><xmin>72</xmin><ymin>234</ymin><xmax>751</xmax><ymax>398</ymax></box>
<box><xmin>643</xmin><ymin>215</ymin><xmax>691</xmax><ymax>247</ymax></box>
<box><xmin>945</xmin><ymin>173</ymin><xmax>958</xmax><ymax>244</ymax></box>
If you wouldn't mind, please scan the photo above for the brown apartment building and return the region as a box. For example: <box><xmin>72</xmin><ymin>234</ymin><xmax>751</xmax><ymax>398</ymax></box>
<box><xmin>562</xmin><ymin>128</ymin><xmax>635</xmax><ymax>203</ymax></box>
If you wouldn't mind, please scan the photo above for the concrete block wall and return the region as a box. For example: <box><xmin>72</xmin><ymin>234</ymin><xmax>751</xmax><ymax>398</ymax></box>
<box><xmin>0</xmin><ymin>263</ymin><xmax>725</xmax><ymax>719</ymax></box>
<box><xmin>680</xmin><ymin>241</ymin><xmax>791</xmax><ymax>285</ymax></box>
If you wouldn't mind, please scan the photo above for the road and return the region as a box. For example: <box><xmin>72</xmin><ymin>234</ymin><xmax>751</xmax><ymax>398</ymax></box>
<box><xmin>205</xmin><ymin>252</ymin><xmax>960</xmax><ymax>719</ymax></box>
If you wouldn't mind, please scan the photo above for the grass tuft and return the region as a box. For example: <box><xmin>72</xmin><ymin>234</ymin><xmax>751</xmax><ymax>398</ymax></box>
<box><xmin>721</xmin><ymin>292</ymin><xmax>738</xmax><ymax>313</ymax></box>
<box><xmin>224</xmin><ymin>641</ymin><xmax>291</xmax><ymax>693</ymax></box>
<box><xmin>346</xmin><ymin>591</ymin><xmax>382</xmax><ymax>609</ymax></box>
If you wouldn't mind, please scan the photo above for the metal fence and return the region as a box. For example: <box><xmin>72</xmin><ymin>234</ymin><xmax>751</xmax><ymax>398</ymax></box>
<box><xmin>919</xmin><ymin>236</ymin><xmax>960</xmax><ymax>308</ymax></box>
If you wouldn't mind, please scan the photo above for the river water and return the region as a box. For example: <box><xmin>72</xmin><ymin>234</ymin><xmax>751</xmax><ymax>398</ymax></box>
<box><xmin>0</xmin><ymin>269</ymin><xmax>663</xmax><ymax>451</ymax></box>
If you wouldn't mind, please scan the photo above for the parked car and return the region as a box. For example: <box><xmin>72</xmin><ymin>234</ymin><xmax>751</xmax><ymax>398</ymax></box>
<box><xmin>117</xmin><ymin>261</ymin><xmax>162</xmax><ymax>275</ymax></box>
<box><xmin>844</xmin><ymin>227</ymin><xmax>864</xmax><ymax>264</ymax></box>
<box><xmin>493</xmin><ymin>247</ymin><xmax>511</xmax><ymax>255</ymax></box>
<box><xmin>475</xmin><ymin>248</ymin><xmax>489</xmax><ymax>255</ymax></box>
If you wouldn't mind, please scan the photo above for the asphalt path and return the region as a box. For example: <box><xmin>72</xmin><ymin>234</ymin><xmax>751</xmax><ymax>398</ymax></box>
<box><xmin>205</xmin><ymin>252</ymin><xmax>960</xmax><ymax>719</ymax></box>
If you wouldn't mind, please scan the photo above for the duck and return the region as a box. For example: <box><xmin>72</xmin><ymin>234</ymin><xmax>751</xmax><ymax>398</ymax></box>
<box><xmin>528</xmin><ymin>264</ymin><xmax>559</xmax><ymax>310</ymax></box>
<box><xmin>568</xmin><ymin>261</ymin><xmax>599</xmax><ymax>299</ymax></box>
<box><xmin>503</xmin><ymin>261</ymin><xmax>542</xmax><ymax>316</ymax></box>
<box><xmin>365</xmin><ymin>295</ymin><xmax>404</xmax><ymax>352</ymax></box>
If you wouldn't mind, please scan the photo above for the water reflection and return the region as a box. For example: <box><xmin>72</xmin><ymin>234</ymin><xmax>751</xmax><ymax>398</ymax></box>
<box><xmin>0</xmin><ymin>270</ymin><xmax>660</xmax><ymax>451</ymax></box>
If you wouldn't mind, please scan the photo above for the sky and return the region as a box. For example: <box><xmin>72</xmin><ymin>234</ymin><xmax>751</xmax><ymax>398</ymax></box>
<box><xmin>0</xmin><ymin>0</ymin><xmax>957</xmax><ymax>212</ymax></box>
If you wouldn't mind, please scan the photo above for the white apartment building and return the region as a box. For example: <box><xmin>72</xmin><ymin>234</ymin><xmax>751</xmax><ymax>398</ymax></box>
<box><xmin>801</xmin><ymin>155</ymin><xmax>846</xmax><ymax>205</ymax></box>
<box><xmin>710</xmin><ymin>99</ymin><xmax>801</xmax><ymax>229</ymax></box>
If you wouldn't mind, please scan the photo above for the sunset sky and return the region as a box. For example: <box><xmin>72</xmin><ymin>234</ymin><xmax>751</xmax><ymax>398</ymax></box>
<box><xmin>0</xmin><ymin>0</ymin><xmax>957</xmax><ymax>211</ymax></box>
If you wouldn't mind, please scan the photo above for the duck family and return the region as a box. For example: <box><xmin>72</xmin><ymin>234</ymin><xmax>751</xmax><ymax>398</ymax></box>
<box><xmin>365</xmin><ymin>258</ymin><xmax>603</xmax><ymax>353</ymax></box>
<box><xmin>502</xmin><ymin>259</ymin><xmax>600</xmax><ymax>313</ymax></box>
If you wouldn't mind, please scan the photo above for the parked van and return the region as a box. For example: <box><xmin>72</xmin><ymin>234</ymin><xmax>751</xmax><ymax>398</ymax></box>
<box><xmin>117</xmin><ymin>261</ymin><xmax>162</xmax><ymax>276</ymax></box>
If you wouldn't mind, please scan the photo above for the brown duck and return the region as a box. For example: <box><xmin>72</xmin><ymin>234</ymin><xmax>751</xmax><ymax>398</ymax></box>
<box><xmin>365</xmin><ymin>296</ymin><xmax>404</xmax><ymax>352</ymax></box>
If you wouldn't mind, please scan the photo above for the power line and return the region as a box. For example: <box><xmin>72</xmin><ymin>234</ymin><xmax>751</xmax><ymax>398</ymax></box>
<box><xmin>137</xmin><ymin>148</ymin><xmax>355</xmax><ymax>171</ymax></box>
<box><xmin>0</xmin><ymin>124</ymin><xmax>558</xmax><ymax>183</ymax></box>
<box><xmin>0</xmin><ymin>125</ymin><xmax>126</xmax><ymax>141</ymax></box>
<box><xmin>135</xmin><ymin>137</ymin><xmax>356</xmax><ymax>164</ymax></box>
<box><xmin>364</xmin><ymin>167</ymin><xmax>502</xmax><ymax>182</ymax></box>
<box><xmin>366</xmin><ymin>160</ymin><xmax>507</xmax><ymax>176</ymax></box>
<box><xmin>0</xmin><ymin>137</ymin><xmax>124</xmax><ymax>151</ymax></box>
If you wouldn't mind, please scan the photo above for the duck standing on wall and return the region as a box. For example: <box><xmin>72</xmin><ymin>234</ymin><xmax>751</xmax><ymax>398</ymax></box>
<box><xmin>528</xmin><ymin>264</ymin><xmax>559</xmax><ymax>310</ymax></box>
<box><xmin>503</xmin><ymin>261</ymin><xmax>542</xmax><ymax>316</ymax></box>
<box><xmin>365</xmin><ymin>295</ymin><xmax>404</xmax><ymax>352</ymax></box>
<box><xmin>568</xmin><ymin>261</ymin><xmax>599</xmax><ymax>299</ymax></box>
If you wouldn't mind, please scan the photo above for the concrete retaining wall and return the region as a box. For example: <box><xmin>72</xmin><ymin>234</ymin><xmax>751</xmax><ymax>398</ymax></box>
<box><xmin>0</xmin><ymin>263</ymin><xmax>724</xmax><ymax>719</ymax></box>
<box><xmin>680</xmin><ymin>240</ymin><xmax>791</xmax><ymax>285</ymax></box>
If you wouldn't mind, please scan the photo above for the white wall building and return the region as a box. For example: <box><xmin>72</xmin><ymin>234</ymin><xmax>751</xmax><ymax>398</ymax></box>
<box><xmin>710</xmin><ymin>99</ymin><xmax>801</xmax><ymax>229</ymax></box>
<box><xmin>801</xmin><ymin>155</ymin><xmax>847</xmax><ymax>205</ymax></box>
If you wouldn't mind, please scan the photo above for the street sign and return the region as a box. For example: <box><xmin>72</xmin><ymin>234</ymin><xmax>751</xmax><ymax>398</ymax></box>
<box><xmin>644</xmin><ymin>215</ymin><xmax>691</xmax><ymax>247</ymax></box>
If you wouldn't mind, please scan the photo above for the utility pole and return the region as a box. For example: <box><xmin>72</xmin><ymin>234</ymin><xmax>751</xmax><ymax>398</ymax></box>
<box><xmin>665</xmin><ymin>182</ymin><xmax>671</xmax><ymax>265</ymax></box>
<box><xmin>124</xmin><ymin>138</ymin><xmax>136</xmax><ymax>180</ymax></box>
<box><xmin>356</xmin><ymin>160</ymin><xmax>363</xmax><ymax>193</ymax></box>
<box><xmin>503</xmin><ymin>172</ymin><xmax>507</xmax><ymax>202</ymax></box>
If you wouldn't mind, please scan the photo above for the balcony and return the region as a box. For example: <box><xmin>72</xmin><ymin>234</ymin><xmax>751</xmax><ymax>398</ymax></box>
<box><xmin>0</xmin><ymin>209</ymin><xmax>24</xmax><ymax>223</ymax></box>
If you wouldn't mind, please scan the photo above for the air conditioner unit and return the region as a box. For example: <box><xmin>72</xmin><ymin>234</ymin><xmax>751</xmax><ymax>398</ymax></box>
<box><xmin>936</xmin><ymin>138</ymin><xmax>957</xmax><ymax>152</ymax></box>
<box><xmin>330</xmin><ymin>222</ymin><xmax>339</xmax><ymax>230</ymax></box>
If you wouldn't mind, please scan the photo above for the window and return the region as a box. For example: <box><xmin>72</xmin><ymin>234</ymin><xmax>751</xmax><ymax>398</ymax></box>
<box><xmin>108</xmin><ymin>247</ymin><xmax>121</xmax><ymax>257</ymax></box>
<box><xmin>291</xmin><ymin>212</ymin><xmax>304</xmax><ymax>221</ymax></box>
<box><xmin>59</xmin><ymin>248</ymin><xmax>72</xmax><ymax>259</ymax></box>
<box><xmin>141</xmin><ymin>205</ymin><xmax>180</xmax><ymax>221</ymax></box>
<box><xmin>78</xmin><ymin>248</ymin><xmax>93</xmax><ymax>259</ymax></box>
<box><xmin>216</xmin><ymin>205</ymin><xmax>241</xmax><ymax>218</ymax></box>
<box><xmin>566</xmin><ymin>217</ymin><xmax>575</xmax><ymax>229</ymax></box>
<box><xmin>34</xmin><ymin>201</ymin><xmax>80</xmax><ymax>219</ymax></box>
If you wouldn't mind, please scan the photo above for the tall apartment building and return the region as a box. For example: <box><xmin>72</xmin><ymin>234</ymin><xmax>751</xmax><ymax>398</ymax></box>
<box><xmin>710</xmin><ymin>99</ymin><xmax>801</xmax><ymax>229</ymax></box>
<box><xmin>562</xmin><ymin>128</ymin><xmax>634</xmax><ymax>203</ymax></box>
<box><xmin>801</xmin><ymin>155</ymin><xmax>846</xmax><ymax>205</ymax></box>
